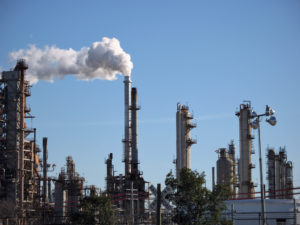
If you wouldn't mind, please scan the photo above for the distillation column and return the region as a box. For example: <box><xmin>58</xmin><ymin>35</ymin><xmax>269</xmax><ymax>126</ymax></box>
<box><xmin>176</xmin><ymin>104</ymin><xmax>196</xmax><ymax>179</ymax></box>
<box><xmin>236</xmin><ymin>103</ymin><xmax>254</xmax><ymax>199</ymax></box>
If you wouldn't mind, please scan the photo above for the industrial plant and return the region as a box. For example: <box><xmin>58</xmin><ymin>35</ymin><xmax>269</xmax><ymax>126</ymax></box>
<box><xmin>0</xmin><ymin>60</ymin><xmax>299</xmax><ymax>225</ymax></box>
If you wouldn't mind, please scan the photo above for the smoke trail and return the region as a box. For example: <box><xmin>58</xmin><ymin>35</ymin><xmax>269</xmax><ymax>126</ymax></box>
<box><xmin>9</xmin><ymin>37</ymin><xmax>133</xmax><ymax>84</ymax></box>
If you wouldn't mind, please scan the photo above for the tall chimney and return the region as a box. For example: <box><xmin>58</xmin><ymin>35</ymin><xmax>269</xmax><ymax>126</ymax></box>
<box><xmin>131</xmin><ymin>87</ymin><xmax>140</xmax><ymax>175</ymax></box>
<box><xmin>43</xmin><ymin>137</ymin><xmax>48</xmax><ymax>203</ymax></box>
<box><xmin>123</xmin><ymin>76</ymin><xmax>131</xmax><ymax>176</ymax></box>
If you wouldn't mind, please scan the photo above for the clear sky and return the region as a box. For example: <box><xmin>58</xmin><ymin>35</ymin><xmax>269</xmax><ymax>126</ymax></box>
<box><xmin>0</xmin><ymin>0</ymin><xmax>299</xmax><ymax>195</ymax></box>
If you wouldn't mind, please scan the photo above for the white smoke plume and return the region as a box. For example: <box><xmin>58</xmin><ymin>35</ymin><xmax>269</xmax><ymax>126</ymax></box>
<box><xmin>9</xmin><ymin>37</ymin><xmax>133</xmax><ymax>84</ymax></box>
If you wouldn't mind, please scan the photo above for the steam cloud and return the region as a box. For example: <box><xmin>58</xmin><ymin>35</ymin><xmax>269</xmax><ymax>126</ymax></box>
<box><xmin>9</xmin><ymin>37</ymin><xmax>133</xmax><ymax>84</ymax></box>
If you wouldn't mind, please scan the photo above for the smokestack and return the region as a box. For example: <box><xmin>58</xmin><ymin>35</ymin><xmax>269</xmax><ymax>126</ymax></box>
<box><xmin>43</xmin><ymin>137</ymin><xmax>48</xmax><ymax>203</ymax></box>
<box><xmin>131</xmin><ymin>87</ymin><xmax>140</xmax><ymax>175</ymax></box>
<box><xmin>124</xmin><ymin>76</ymin><xmax>131</xmax><ymax>176</ymax></box>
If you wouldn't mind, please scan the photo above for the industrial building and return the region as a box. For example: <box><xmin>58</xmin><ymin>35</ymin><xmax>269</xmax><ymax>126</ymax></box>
<box><xmin>0</xmin><ymin>61</ymin><xmax>95</xmax><ymax>224</ymax></box>
<box><xmin>105</xmin><ymin>77</ymin><xmax>148</xmax><ymax>224</ymax></box>
<box><xmin>0</xmin><ymin>60</ymin><xmax>40</xmax><ymax>221</ymax></box>
<box><xmin>267</xmin><ymin>147</ymin><xmax>294</xmax><ymax>199</ymax></box>
<box><xmin>224</xmin><ymin>199</ymin><xmax>300</xmax><ymax>225</ymax></box>
<box><xmin>0</xmin><ymin>60</ymin><xmax>298</xmax><ymax>224</ymax></box>
<box><xmin>176</xmin><ymin>104</ymin><xmax>196</xmax><ymax>179</ymax></box>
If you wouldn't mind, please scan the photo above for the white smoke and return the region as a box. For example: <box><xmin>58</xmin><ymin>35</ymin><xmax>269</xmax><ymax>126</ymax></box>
<box><xmin>9</xmin><ymin>37</ymin><xmax>133</xmax><ymax>84</ymax></box>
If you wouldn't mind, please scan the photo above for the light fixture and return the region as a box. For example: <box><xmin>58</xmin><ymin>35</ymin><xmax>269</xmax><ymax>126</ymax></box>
<box><xmin>265</xmin><ymin>105</ymin><xmax>275</xmax><ymax>116</ymax></box>
<box><xmin>266</xmin><ymin>116</ymin><xmax>277</xmax><ymax>126</ymax></box>
<box><xmin>250</xmin><ymin>110</ymin><xmax>258</xmax><ymax>118</ymax></box>
<box><xmin>250</xmin><ymin>118</ymin><xmax>259</xmax><ymax>129</ymax></box>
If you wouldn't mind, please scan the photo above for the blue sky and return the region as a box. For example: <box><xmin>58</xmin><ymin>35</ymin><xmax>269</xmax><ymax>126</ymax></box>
<box><xmin>1</xmin><ymin>1</ymin><xmax>300</xmax><ymax>195</ymax></box>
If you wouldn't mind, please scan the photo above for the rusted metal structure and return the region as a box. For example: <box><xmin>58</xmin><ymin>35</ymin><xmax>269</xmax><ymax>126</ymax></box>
<box><xmin>0</xmin><ymin>60</ymin><xmax>40</xmax><ymax>219</ymax></box>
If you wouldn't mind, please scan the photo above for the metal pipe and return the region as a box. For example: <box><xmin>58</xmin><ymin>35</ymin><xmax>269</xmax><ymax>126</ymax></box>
<box><xmin>131</xmin><ymin>87</ymin><xmax>139</xmax><ymax>175</ymax></box>
<box><xmin>156</xmin><ymin>183</ymin><xmax>161</xmax><ymax>225</ymax></box>
<box><xmin>123</xmin><ymin>76</ymin><xmax>131</xmax><ymax>176</ymax></box>
<box><xmin>257</xmin><ymin>118</ymin><xmax>267</xmax><ymax>225</ymax></box>
<box><xmin>43</xmin><ymin>137</ymin><xmax>48</xmax><ymax>203</ymax></box>
<box><xmin>212</xmin><ymin>167</ymin><xmax>215</xmax><ymax>189</ymax></box>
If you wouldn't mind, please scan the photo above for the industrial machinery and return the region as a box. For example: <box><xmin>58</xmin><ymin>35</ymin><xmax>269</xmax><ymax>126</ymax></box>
<box><xmin>215</xmin><ymin>140</ymin><xmax>237</xmax><ymax>198</ymax></box>
<box><xmin>267</xmin><ymin>147</ymin><xmax>293</xmax><ymax>199</ymax></box>
<box><xmin>106</xmin><ymin>77</ymin><xmax>148</xmax><ymax>224</ymax></box>
<box><xmin>0</xmin><ymin>60</ymin><xmax>40</xmax><ymax>219</ymax></box>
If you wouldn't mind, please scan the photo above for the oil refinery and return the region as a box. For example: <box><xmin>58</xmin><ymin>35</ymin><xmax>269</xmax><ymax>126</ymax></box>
<box><xmin>0</xmin><ymin>60</ymin><xmax>299</xmax><ymax>225</ymax></box>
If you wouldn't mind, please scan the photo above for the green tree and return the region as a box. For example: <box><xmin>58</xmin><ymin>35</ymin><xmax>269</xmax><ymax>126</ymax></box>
<box><xmin>69</xmin><ymin>195</ymin><xmax>115</xmax><ymax>225</ymax></box>
<box><xmin>165</xmin><ymin>168</ymin><xmax>232</xmax><ymax>225</ymax></box>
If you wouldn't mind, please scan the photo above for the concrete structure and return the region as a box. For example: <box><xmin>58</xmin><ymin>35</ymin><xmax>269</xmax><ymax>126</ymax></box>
<box><xmin>267</xmin><ymin>147</ymin><xmax>294</xmax><ymax>199</ymax></box>
<box><xmin>176</xmin><ymin>104</ymin><xmax>196</xmax><ymax>179</ymax></box>
<box><xmin>224</xmin><ymin>199</ymin><xmax>300</xmax><ymax>225</ymax></box>
<box><xmin>236</xmin><ymin>102</ymin><xmax>255</xmax><ymax>199</ymax></box>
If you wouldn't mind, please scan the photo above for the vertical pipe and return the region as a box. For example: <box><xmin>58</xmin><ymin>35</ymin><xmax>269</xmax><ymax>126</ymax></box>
<box><xmin>212</xmin><ymin>167</ymin><xmax>215</xmax><ymax>190</ymax></box>
<box><xmin>19</xmin><ymin>65</ymin><xmax>26</xmax><ymax>212</ymax></box>
<box><xmin>258</xmin><ymin>119</ymin><xmax>266</xmax><ymax>225</ymax></box>
<box><xmin>130</xmin><ymin>181</ymin><xmax>134</xmax><ymax>225</ymax></box>
<box><xmin>43</xmin><ymin>137</ymin><xmax>48</xmax><ymax>203</ymax></box>
<box><xmin>124</xmin><ymin>76</ymin><xmax>131</xmax><ymax>176</ymax></box>
<box><xmin>156</xmin><ymin>183</ymin><xmax>161</xmax><ymax>225</ymax></box>
<box><xmin>176</xmin><ymin>104</ymin><xmax>182</xmax><ymax>179</ymax></box>
<box><xmin>131</xmin><ymin>87</ymin><xmax>139</xmax><ymax>175</ymax></box>
<box><xmin>294</xmin><ymin>199</ymin><xmax>297</xmax><ymax>225</ymax></box>
<box><xmin>48</xmin><ymin>180</ymin><xmax>51</xmax><ymax>202</ymax></box>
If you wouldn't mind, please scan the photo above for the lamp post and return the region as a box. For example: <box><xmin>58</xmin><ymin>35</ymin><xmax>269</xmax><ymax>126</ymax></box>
<box><xmin>250</xmin><ymin>105</ymin><xmax>277</xmax><ymax>225</ymax></box>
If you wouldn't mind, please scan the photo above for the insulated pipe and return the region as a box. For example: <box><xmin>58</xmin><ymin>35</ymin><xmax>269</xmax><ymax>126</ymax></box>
<box><xmin>131</xmin><ymin>87</ymin><xmax>139</xmax><ymax>175</ymax></box>
<box><xmin>124</xmin><ymin>76</ymin><xmax>131</xmax><ymax>176</ymax></box>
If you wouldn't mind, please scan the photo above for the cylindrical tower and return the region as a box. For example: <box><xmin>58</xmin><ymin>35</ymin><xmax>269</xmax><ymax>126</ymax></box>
<box><xmin>285</xmin><ymin>161</ymin><xmax>293</xmax><ymax>199</ymax></box>
<box><xmin>236</xmin><ymin>103</ymin><xmax>254</xmax><ymax>199</ymax></box>
<box><xmin>267</xmin><ymin>148</ymin><xmax>276</xmax><ymax>198</ymax></box>
<box><xmin>123</xmin><ymin>76</ymin><xmax>132</xmax><ymax>176</ymax></box>
<box><xmin>43</xmin><ymin>137</ymin><xmax>48</xmax><ymax>204</ymax></box>
<box><xmin>131</xmin><ymin>87</ymin><xmax>140</xmax><ymax>175</ymax></box>
<box><xmin>176</xmin><ymin>104</ymin><xmax>196</xmax><ymax>179</ymax></box>
<box><xmin>217</xmin><ymin>148</ymin><xmax>233</xmax><ymax>191</ymax></box>
<box><xmin>228</xmin><ymin>140</ymin><xmax>237</xmax><ymax>196</ymax></box>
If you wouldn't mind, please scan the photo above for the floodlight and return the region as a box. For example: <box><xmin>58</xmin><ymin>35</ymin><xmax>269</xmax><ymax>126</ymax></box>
<box><xmin>266</xmin><ymin>116</ymin><xmax>277</xmax><ymax>126</ymax></box>
<box><xmin>265</xmin><ymin>105</ymin><xmax>275</xmax><ymax>116</ymax></box>
<box><xmin>250</xmin><ymin>118</ymin><xmax>259</xmax><ymax>129</ymax></box>
<box><xmin>250</xmin><ymin>110</ymin><xmax>257</xmax><ymax>118</ymax></box>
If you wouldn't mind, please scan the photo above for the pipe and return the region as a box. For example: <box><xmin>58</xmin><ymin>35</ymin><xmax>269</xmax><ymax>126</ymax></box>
<box><xmin>131</xmin><ymin>87</ymin><xmax>139</xmax><ymax>175</ymax></box>
<box><xmin>212</xmin><ymin>167</ymin><xmax>215</xmax><ymax>189</ymax></box>
<box><xmin>43</xmin><ymin>137</ymin><xmax>48</xmax><ymax>203</ymax></box>
<box><xmin>123</xmin><ymin>76</ymin><xmax>131</xmax><ymax>176</ymax></box>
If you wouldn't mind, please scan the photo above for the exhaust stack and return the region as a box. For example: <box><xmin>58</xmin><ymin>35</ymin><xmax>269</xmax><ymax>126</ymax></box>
<box><xmin>131</xmin><ymin>87</ymin><xmax>140</xmax><ymax>175</ymax></box>
<box><xmin>123</xmin><ymin>76</ymin><xmax>131</xmax><ymax>176</ymax></box>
